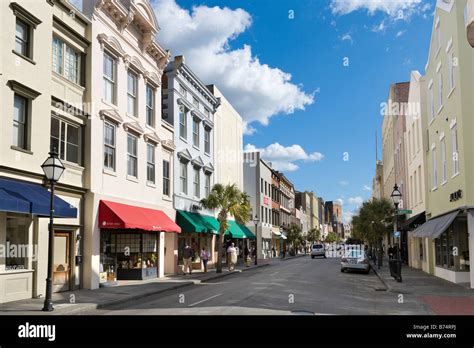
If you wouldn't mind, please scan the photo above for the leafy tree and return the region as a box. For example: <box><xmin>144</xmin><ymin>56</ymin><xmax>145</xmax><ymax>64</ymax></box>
<box><xmin>201</xmin><ymin>184</ymin><xmax>252</xmax><ymax>273</ymax></box>
<box><xmin>351</xmin><ymin>198</ymin><xmax>393</xmax><ymax>247</ymax></box>
<box><xmin>306</xmin><ymin>228</ymin><xmax>321</xmax><ymax>245</ymax></box>
<box><xmin>286</xmin><ymin>224</ymin><xmax>303</xmax><ymax>253</ymax></box>
<box><xmin>325</xmin><ymin>231</ymin><xmax>338</xmax><ymax>243</ymax></box>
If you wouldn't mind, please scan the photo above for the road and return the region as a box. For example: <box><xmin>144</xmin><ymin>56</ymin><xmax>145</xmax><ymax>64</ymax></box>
<box><xmin>94</xmin><ymin>256</ymin><xmax>433</xmax><ymax>315</ymax></box>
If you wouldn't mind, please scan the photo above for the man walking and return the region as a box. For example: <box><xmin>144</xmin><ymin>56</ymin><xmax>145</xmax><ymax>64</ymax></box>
<box><xmin>183</xmin><ymin>244</ymin><xmax>194</xmax><ymax>275</ymax></box>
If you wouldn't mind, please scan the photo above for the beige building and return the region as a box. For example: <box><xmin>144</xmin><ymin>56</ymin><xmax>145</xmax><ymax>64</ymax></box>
<box><xmin>208</xmin><ymin>85</ymin><xmax>243</xmax><ymax>191</ymax></box>
<box><xmin>80</xmin><ymin>0</ymin><xmax>177</xmax><ymax>290</ymax></box>
<box><xmin>372</xmin><ymin>160</ymin><xmax>384</xmax><ymax>200</ymax></box>
<box><xmin>411</xmin><ymin>0</ymin><xmax>473</xmax><ymax>288</ymax></box>
<box><xmin>0</xmin><ymin>0</ymin><xmax>90</xmax><ymax>303</ymax></box>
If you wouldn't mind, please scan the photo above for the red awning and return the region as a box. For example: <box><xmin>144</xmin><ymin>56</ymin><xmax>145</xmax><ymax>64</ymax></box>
<box><xmin>99</xmin><ymin>200</ymin><xmax>181</xmax><ymax>233</ymax></box>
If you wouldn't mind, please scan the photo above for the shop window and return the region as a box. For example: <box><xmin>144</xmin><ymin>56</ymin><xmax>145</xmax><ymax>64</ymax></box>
<box><xmin>435</xmin><ymin>224</ymin><xmax>468</xmax><ymax>271</ymax></box>
<box><xmin>5</xmin><ymin>217</ymin><xmax>30</xmax><ymax>271</ymax></box>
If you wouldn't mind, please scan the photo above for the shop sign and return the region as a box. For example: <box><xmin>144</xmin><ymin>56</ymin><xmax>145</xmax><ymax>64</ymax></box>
<box><xmin>450</xmin><ymin>190</ymin><xmax>463</xmax><ymax>202</ymax></box>
<box><xmin>264</xmin><ymin>197</ymin><xmax>269</xmax><ymax>205</ymax></box>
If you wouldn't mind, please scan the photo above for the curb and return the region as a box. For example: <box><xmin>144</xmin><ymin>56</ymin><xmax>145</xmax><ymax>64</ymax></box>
<box><xmin>369</xmin><ymin>261</ymin><xmax>391</xmax><ymax>292</ymax></box>
<box><xmin>200</xmin><ymin>263</ymin><xmax>270</xmax><ymax>282</ymax></box>
<box><xmin>281</xmin><ymin>254</ymin><xmax>309</xmax><ymax>261</ymax></box>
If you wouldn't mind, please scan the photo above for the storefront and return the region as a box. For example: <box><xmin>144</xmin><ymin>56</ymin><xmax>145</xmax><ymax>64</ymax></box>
<box><xmin>98</xmin><ymin>200</ymin><xmax>180</xmax><ymax>285</ymax></box>
<box><xmin>411</xmin><ymin>209</ymin><xmax>470</xmax><ymax>284</ymax></box>
<box><xmin>271</xmin><ymin>227</ymin><xmax>282</xmax><ymax>257</ymax></box>
<box><xmin>0</xmin><ymin>177</ymin><xmax>78</xmax><ymax>303</ymax></box>
<box><xmin>176</xmin><ymin>211</ymin><xmax>255</xmax><ymax>270</ymax></box>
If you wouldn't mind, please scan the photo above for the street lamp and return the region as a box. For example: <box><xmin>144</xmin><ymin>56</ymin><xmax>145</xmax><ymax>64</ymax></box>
<box><xmin>253</xmin><ymin>214</ymin><xmax>259</xmax><ymax>265</ymax></box>
<box><xmin>41</xmin><ymin>149</ymin><xmax>65</xmax><ymax>311</ymax></box>
<box><xmin>390</xmin><ymin>184</ymin><xmax>403</xmax><ymax>282</ymax></box>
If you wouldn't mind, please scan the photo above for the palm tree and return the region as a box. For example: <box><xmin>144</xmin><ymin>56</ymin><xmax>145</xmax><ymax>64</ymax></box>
<box><xmin>201</xmin><ymin>183</ymin><xmax>252</xmax><ymax>273</ymax></box>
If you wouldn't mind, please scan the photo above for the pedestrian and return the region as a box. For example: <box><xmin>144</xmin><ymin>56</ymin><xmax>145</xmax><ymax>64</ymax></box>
<box><xmin>200</xmin><ymin>247</ymin><xmax>210</xmax><ymax>273</ymax></box>
<box><xmin>227</xmin><ymin>243</ymin><xmax>237</xmax><ymax>271</ymax></box>
<box><xmin>182</xmin><ymin>244</ymin><xmax>193</xmax><ymax>275</ymax></box>
<box><xmin>235</xmin><ymin>245</ymin><xmax>240</xmax><ymax>261</ymax></box>
<box><xmin>272</xmin><ymin>246</ymin><xmax>276</xmax><ymax>258</ymax></box>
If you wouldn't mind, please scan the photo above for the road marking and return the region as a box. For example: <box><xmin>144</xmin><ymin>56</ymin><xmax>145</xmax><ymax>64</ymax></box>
<box><xmin>188</xmin><ymin>293</ymin><xmax>223</xmax><ymax>307</ymax></box>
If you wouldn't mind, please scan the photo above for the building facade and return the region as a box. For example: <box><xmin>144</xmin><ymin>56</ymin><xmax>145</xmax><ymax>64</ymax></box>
<box><xmin>243</xmin><ymin>152</ymin><xmax>273</xmax><ymax>259</ymax></box>
<box><xmin>372</xmin><ymin>160</ymin><xmax>384</xmax><ymax>200</ymax></box>
<box><xmin>411</xmin><ymin>0</ymin><xmax>473</xmax><ymax>288</ymax></box>
<box><xmin>81</xmin><ymin>0</ymin><xmax>179</xmax><ymax>290</ymax></box>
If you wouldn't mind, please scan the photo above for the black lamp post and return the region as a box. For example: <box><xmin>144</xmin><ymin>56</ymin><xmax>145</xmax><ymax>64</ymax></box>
<box><xmin>391</xmin><ymin>184</ymin><xmax>403</xmax><ymax>283</ymax></box>
<box><xmin>253</xmin><ymin>214</ymin><xmax>259</xmax><ymax>265</ymax></box>
<box><xmin>41</xmin><ymin>149</ymin><xmax>65</xmax><ymax>311</ymax></box>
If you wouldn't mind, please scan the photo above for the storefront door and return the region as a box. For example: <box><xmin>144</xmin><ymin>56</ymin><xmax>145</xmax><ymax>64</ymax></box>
<box><xmin>53</xmin><ymin>232</ymin><xmax>71</xmax><ymax>292</ymax></box>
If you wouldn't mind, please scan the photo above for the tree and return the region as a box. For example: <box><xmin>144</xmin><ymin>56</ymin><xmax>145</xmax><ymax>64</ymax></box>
<box><xmin>200</xmin><ymin>184</ymin><xmax>252</xmax><ymax>273</ymax></box>
<box><xmin>286</xmin><ymin>224</ymin><xmax>303</xmax><ymax>254</ymax></box>
<box><xmin>325</xmin><ymin>232</ymin><xmax>338</xmax><ymax>243</ymax></box>
<box><xmin>351</xmin><ymin>198</ymin><xmax>393</xmax><ymax>247</ymax></box>
<box><xmin>306</xmin><ymin>228</ymin><xmax>321</xmax><ymax>245</ymax></box>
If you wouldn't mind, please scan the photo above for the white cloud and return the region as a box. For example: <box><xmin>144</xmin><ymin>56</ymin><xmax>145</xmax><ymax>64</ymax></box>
<box><xmin>343</xmin><ymin>212</ymin><xmax>355</xmax><ymax>224</ymax></box>
<box><xmin>152</xmin><ymin>0</ymin><xmax>314</xmax><ymax>130</ymax></box>
<box><xmin>335</xmin><ymin>198</ymin><xmax>344</xmax><ymax>206</ymax></box>
<box><xmin>340</xmin><ymin>33</ymin><xmax>353</xmax><ymax>42</ymax></box>
<box><xmin>396</xmin><ymin>30</ymin><xmax>406</xmax><ymax>37</ymax></box>
<box><xmin>347</xmin><ymin>196</ymin><xmax>364</xmax><ymax>206</ymax></box>
<box><xmin>339</xmin><ymin>180</ymin><xmax>350</xmax><ymax>186</ymax></box>
<box><xmin>330</xmin><ymin>0</ymin><xmax>424</xmax><ymax>19</ymax></box>
<box><xmin>363</xmin><ymin>185</ymin><xmax>371</xmax><ymax>191</ymax></box>
<box><xmin>372</xmin><ymin>20</ymin><xmax>386</xmax><ymax>32</ymax></box>
<box><xmin>244</xmin><ymin>143</ymin><xmax>324</xmax><ymax>172</ymax></box>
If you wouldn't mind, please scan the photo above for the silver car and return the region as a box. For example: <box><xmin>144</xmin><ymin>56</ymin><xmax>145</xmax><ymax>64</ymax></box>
<box><xmin>340</xmin><ymin>250</ymin><xmax>370</xmax><ymax>273</ymax></box>
<box><xmin>311</xmin><ymin>244</ymin><xmax>326</xmax><ymax>259</ymax></box>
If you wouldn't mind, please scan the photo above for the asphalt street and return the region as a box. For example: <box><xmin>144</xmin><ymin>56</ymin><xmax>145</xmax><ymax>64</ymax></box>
<box><xmin>94</xmin><ymin>256</ymin><xmax>433</xmax><ymax>315</ymax></box>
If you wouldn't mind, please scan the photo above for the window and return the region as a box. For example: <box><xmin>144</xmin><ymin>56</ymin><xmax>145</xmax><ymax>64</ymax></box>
<box><xmin>204</xmin><ymin>108</ymin><xmax>210</xmax><ymax>118</ymax></box>
<box><xmin>51</xmin><ymin>117</ymin><xmax>80</xmax><ymax>164</ymax></box>
<box><xmin>147</xmin><ymin>143</ymin><xmax>155</xmax><ymax>184</ymax></box>
<box><xmin>127</xmin><ymin>133</ymin><xmax>138</xmax><ymax>178</ymax></box>
<box><xmin>432</xmin><ymin>147</ymin><xmax>438</xmax><ymax>189</ymax></box>
<box><xmin>193</xmin><ymin>97</ymin><xmax>199</xmax><ymax>109</ymax></box>
<box><xmin>416</xmin><ymin>119</ymin><xmax>421</xmax><ymax>151</ymax></box>
<box><xmin>180</xmin><ymin>162</ymin><xmax>188</xmax><ymax>194</ymax></box>
<box><xmin>104</xmin><ymin>122</ymin><xmax>115</xmax><ymax>170</ymax></box>
<box><xmin>408</xmin><ymin>130</ymin><xmax>412</xmax><ymax>160</ymax></box>
<box><xmin>204</xmin><ymin>129</ymin><xmax>210</xmax><ymax>154</ymax></box>
<box><xmin>205</xmin><ymin>174</ymin><xmax>211</xmax><ymax>197</ymax></box>
<box><xmin>441</xmin><ymin>137</ymin><xmax>447</xmax><ymax>183</ymax></box>
<box><xmin>452</xmin><ymin>125</ymin><xmax>459</xmax><ymax>175</ymax></box>
<box><xmin>418</xmin><ymin>166</ymin><xmax>422</xmax><ymax>204</ymax></box>
<box><xmin>413</xmin><ymin>171</ymin><xmax>417</xmax><ymax>205</ymax></box>
<box><xmin>261</xmin><ymin>179</ymin><xmax>263</xmax><ymax>193</ymax></box>
<box><xmin>261</xmin><ymin>206</ymin><xmax>264</xmax><ymax>223</ymax></box>
<box><xmin>103</xmin><ymin>52</ymin><xmax>115</xmax><ymax>104</ymax></box>
<box><xmin>179</xmin><ymin>84</ymin><xmax>187</xmax><ymax>97</ymax></box>
<box><xmin>192</xmin><ymin>119</ymin><xmax>199</xmax><ymax>148</ymax></box>
<box><xmin>193</xmin><ymin>168</ymin><xmax>200</xmax><ymax>198</ymax></box>
<box><xmin>13</xmin><ymin>94</ymin><xmax>28</xmax><ymax>149</ymax></box>
<box><xmin>5</xmin><ymin>217</ymin><xmax>30</xmax><ymax>271</ymax></box>
<box><xmin>15</xmin><ymin>19</ymin><xmax>29</xmax><ymax>57</ymax></box>
<box><xmin>146</xmin><ymin>85</ymin><xmax>155</xmax><ymax>127</ymax></box>
<box><xmin>436</xmin><ymin>22</ymin><xmax>441</xmax><ymax>52</ymax></box>
<box><xmin>435</xmin><ymin>227</ymin><xmax>456</xmax><ymax>269</ymax></box>
<box><xmin>52</xmin><ymin>37</ymin><xmax>81</xmax><ymax>84</ymax></box>
<box><xmin>179</xmin><ymin>109</ymin><xmax>187</xmax><ymax>139</ymax></box>
<box><xmin>438</xmin><ymin>72</ymin><xmax>443</xmax><ymax>110</ymax></box>
<box><xmin>429</xmin><ymin>85</ymin><xmax>435</xmax><ymax>122</ymax></box>
<box><xmin>163</xmin><ymin>160</ymin><xmax>170</xmax><ymax>196</ymax></box>
<box><xmin>127</xmin><ymin>71</ymin><xmax>137</xmax><ymax>116</ymax></box>
<box><xmin>448</xmin><ymin>51</ymin><xmax>455</xmax><ymax>91</ymax></box>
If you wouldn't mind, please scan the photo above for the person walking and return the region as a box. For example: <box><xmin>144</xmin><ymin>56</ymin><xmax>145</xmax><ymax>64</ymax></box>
<box><xmin>200</xmin><ymin>247</ymin><xmax>210</xmax><ymax>273</ymax></box>
<box><xmin>227</xmin><ymin>243</ymin><xmax>237</xmax><ymax>271</ymax></box>
<box><xmin>182</xmin><ymin>244</ymin><xmax>194</xmax><ymax>275</ymax></box>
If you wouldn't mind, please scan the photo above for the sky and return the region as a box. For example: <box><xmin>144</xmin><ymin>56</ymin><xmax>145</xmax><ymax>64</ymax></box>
<box><xmin>148</xmin><ymin>0</ymin><xmax>436</xmax><ymax>223</ymax></box>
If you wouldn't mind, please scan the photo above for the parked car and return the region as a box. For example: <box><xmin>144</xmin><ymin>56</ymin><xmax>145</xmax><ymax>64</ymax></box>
<box><xmin>311</xmin><ymin>244</ymin><xmax>326</xmax><ymax>259</ymax></box>
<box><xmin>340</xmin><ymin>250</ymin><xmax>370</xmax><ymax>273</ymax></box>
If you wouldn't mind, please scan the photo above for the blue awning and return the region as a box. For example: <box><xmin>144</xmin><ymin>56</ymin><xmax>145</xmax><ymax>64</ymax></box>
<box><xmin>0</xmin><ymin>178</ymin><xmax>77</xmax><ymax>218</ymax></box>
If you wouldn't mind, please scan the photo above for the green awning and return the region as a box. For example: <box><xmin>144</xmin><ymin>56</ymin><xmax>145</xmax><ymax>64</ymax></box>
<box><xmin>238</xmin><ymin>223</ymin><xmax>256</xmax><ymax>240</ymax></box>
<box><xmin>176</xmin><ymin>210</ymin><xmax>218</xmax><ymax>234</ymax></box>
<box><xmin>224</xmin><ymin>220</ymin><xmax>246</xmax><ymax>239</ymax></box>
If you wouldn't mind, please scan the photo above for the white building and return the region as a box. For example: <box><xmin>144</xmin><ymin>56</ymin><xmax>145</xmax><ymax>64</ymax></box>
<box><xmin>81</xmin><ymin>0</ymin><xmax>178</xmax><ymax>290</ymax></box>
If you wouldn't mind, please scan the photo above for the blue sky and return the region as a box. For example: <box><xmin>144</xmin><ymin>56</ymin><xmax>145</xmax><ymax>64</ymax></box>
<box><xmin>150</xmin><ymin>0</ymin><xmax>436</xmax><ymax>222</ymax></box>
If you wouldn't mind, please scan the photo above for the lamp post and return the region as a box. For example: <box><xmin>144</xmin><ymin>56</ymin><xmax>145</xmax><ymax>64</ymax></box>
<box><xmin>41</xmin><ymin>149</ymin><xmax>65</xmax><ymax>311</ymax></box>
<box><xmin>253</xmin><ymin>214</ymin><xmax>259</xmax><ymax>265</ymax></box>
<box><xmin>391</xmin><ymin>184</ymin><xmax>403</xmax><ymax>283</ymax></box>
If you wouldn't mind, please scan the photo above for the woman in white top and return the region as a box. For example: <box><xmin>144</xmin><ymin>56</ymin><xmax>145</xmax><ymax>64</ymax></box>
<box><xmin>227</xmin><ymin>243</ymin><xmax>237</xmax><ymax>271</ymax></box>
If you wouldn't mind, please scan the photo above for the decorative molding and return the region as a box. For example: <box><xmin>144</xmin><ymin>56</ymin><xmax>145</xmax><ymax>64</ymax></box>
<box><xmin>119</xmin><ymin>8</ymin><xmax>135</xmax><ymax>33</ymax></box>
<box><xmin>123</xmin><ymin>121</ymin><xmax>145</xmax><ymax>136</ymax></box>
<box><xmin>161</xmin><ymin>139</ymin><xmax>176</xmax><ymax>151</ymax></box>
<box><xmin>177</xmin><ymin>97</ymin><xmax>194</xmax><ymax>111</ymax></box>
<box><xmin>191</xmin><ymin>156</ymin><xmax>205</xmax><ymax>168</ymax></box>
<box><xmin>144</xmin><ymin>71</ymin><xmax>160</xmax><ymax>87</ymax></box>
<box><xmin>99</xmin><ymin>109</ymin><xmax>123</xmax><ymax>125</ymax></box>
<box><xmin>97</xmin><ymin>33</ymin><xmax>126</xmax><ymax>57</ymax></box>
<box><xmin>10</xmin><ymin>2</ymin><xmax>42</xmax><ymax>28</ymax></box>
<box><xmin>203</xmin><ymin>118</ymin><xmax>214</xmax><ymax>130</ymax></box>
<box><xmin>191</xmin><ymin>110</ymin><xmax>204</xmax><ymax>122</ymax></box>
<box><xmin>144</xmin><ymin>132</ymin><xmax>161</xmax><ymax>144</ymax></box>
<box><xmin>203</xmin><ymin>163</ymin><xmax>214</xmax><ymax>174</ymax></box>
<box><xmin>177</xmin><ymin>149</ymin><xmax>192</xmax><ymax>162</ymax></box>
<box><xmin>7</xmin><ymin>80</ymin><xmax>41</xmax><ymax>99</ymax></box>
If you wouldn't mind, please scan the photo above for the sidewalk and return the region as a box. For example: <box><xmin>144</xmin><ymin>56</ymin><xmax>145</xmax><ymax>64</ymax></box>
<box><xmin>371</xmin><ymin>259</ymin><xmax>474</xmax><ymax>315</ymax></box>
<box><xmin>0</xmin><ymin>263</ymin><xmax>268</xmax><ymax>315</ymax></box>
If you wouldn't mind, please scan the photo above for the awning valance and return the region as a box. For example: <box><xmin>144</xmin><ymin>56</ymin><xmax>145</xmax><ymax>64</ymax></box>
<box><xmin>99</xmin><ymin>200</ymin><xmax>181</xmax><ymax>233</ymax></box>
<box><xmin>403</xmin><ymin>211</ymin><xmax>426</xmax><ymax>231</ymax></box>
<box><xmin>238</xmin><ymin>224</ymin><xmax>256</xmax><ymax>240</ymax></box>
<box><xmin>0</xmin><ymin>177</ymin><xmax>77</xmax><ymax>218</ymax></box>
<box><xmin>410</xmin><ymin>210</ymin><xmax>459</xmax><ymax>239</ymax></box>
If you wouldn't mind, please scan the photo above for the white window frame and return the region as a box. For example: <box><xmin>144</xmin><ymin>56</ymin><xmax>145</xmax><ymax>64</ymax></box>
<box><xmin>147</xmin><ymin>143</ymin><xmax>155</xmax><ymax>184</ymax></box>
<box><xmin>437</xmin><ymin>70</ymin><xmax>443</xmax><ymax>112</ymax></box>
<box><xmin>52</xmin><ymin>36</ymin><xmax>81</xmax><ymax>85</ymax></box>
<box><xmin>127</xmin><ymin>70</ymin><xmax>138</xmax><ymax>117</ymax></box>
<box><xmin>451</xmin><ymin>124</ymin><xmax>459</xmax><ymax>176</ymax></box>
<box><xmin>205</xmin><ymin>173</ymin><xmax>211</xmax><ymax>197</ymax></box>
<box><xmin>51</xmin><ymin>117</ymin><xmax>81</xmax><ymax>165</ymax></box>
<box><xmin>440</xmin><ymin>136</ymin><xmax>447</xmax><ymax>184</ymax></box>
<box><xmin>127</xmin><ymin>133</ymin><xmax>138</xmax><ymax>178</ymax></box>
<box><xmin>163</xmin><ymin>160</ymin><xmax>170</xmax><ymax>196</ymax></box>
<box><xmin>193</xmin><ymin>167</ymin><xmax>200</xmax><ymax>198</ymax></box>
<box><xmin>146</xmin><ymin>84</ymin><xmax>155</xmax><ymax>127</ymax></box>
<box><xmin>432</xmin><ymin>145</ymin><xmax>438</xmax><ymax>189</ymax></box>
<box><xmin>204</xmin><ymin>129</ymin><xmax>210</xmax><ymax>154</ymax></box>
<box><xmin>192</xmin><ymin>119</ymin><xmax>199</xmax><ymax>148</ymax></box>
<box><xmin>180</xmin><ymin>161</ymin><xmax>188</xmax><ymax>195</ymax></box>
<box><xmin>448</xmin><ymin>50</ymin><xmax>455</xmax><ymax>93</ymax></box>
<box><xmin>103</xmin><ymin>52</ymin><xmax>116</xmax><ymax>104</ymax></box>
<box><xmin>104</xmin><ymin>122</ymin><xmax>116</xmax><ymax>171</ymax></box>
<box><xmin>179</xmin><ymin>109</ymin><xmax>187</xmax><ymax>139</ymax></box>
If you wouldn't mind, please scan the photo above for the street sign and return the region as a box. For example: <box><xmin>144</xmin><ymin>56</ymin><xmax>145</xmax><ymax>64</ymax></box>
<box><xmin>397</xmin><ymin>210</ymin><xmax>412</xmax><ymax>215</ymax></box>
<box><xmin>394</xmin><ymin>231</ymin><xmax>401</xmax><ymax>238</ymax></box>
